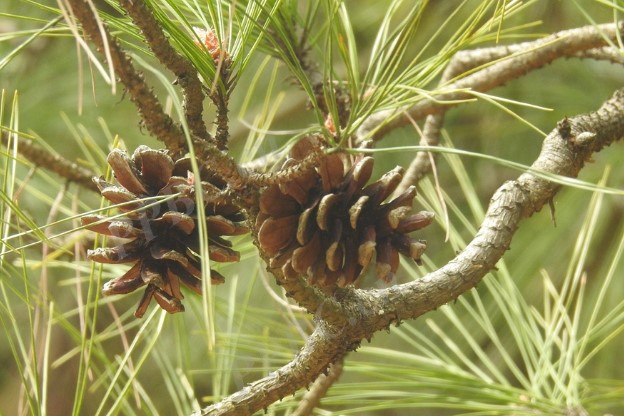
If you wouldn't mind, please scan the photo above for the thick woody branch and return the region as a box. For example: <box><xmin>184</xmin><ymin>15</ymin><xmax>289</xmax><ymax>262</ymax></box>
<box><xmin>357</xmin><ymin>22</ymin><xmax>623</xmax><ymax>142</ymax></box>
<box><xmin>66</xmin><ymin>0</ymin><xmax>187</xmax><ymax>153</ymax></box>
<box><xmin>575</xmin><ymin>46</ymin><xmax>624</xmax><ymax>64</ymax></box>
<box><xmin>118</xmin><ymin>0</ymin><xmax>211</xmax><ymax>143</ymax></box>
<box><xmin>196</xmin><ymin>324</ymin><xmax>351</xmax><ymax>416</ymax></box>
<box><xmin>1</xmin><ymin>131</ymin><xmax>98</xmax><ymax>192</ymax></box>
<box><xmin>198</xmin><ymin>88</ymin><xmax>624</xmax><ymax>416</ymax></box>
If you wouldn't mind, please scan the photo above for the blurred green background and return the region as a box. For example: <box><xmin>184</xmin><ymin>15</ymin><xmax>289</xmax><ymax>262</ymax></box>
<box><xmin>1</xmin><ymin>0</ymin><xmax>624</xmax><ymax>415</ymax></box>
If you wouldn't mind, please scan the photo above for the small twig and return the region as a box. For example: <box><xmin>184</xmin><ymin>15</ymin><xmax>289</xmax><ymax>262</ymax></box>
<box><xmin>249</xmin><ymin>149</ymin><xmax>321</xmax><ymax>187</ymax></box>
<box><xmin>1</xmin><ymin>131</ymin><xmax>98</xmax><ymax>192</ymax></box>
<box><xmin>396</xmin><ymin>41</ymin><xmax>506</xmax><ymax>193</ymax></box>
<box><xmin>213</xmin><ymin>88</ymin><xmax>230</xmax><ymax>150</ymax></box>
<box><xmin>66</xmin><ymin>0</ymin><xmax>187</xmax><ymax>153</ymax></box>
<box><xmin>118</xmin><ymin>0</ymin><xmax>212</xmax><ymax>143</ymax></box>
<box><xmin>293</xmin><ymin>356</ymin><xmax>345</xmax><ymax>416</ymax></box>
<box><xmin>241</xmin><ymin>149</ymin><xmax>284</xmax><ymax>171</ymax></box>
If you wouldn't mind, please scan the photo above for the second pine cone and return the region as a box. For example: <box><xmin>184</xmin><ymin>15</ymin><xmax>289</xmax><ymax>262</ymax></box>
<box><xmin>257</xmin><ymin>138</ymin><xmax>434</xmax><ymax>287</ymax></box>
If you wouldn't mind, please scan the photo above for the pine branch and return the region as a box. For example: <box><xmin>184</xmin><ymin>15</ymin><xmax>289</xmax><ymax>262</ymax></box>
<box><xmin>1</xmin><ymin>131</ymin><xmax>98</xmax><ymax>192</ymax></box>
<box><xmin>575</xmin><ymin>46</ymin><xmax>624</xmax><ymax>64</ymax></box>
<box><xmin>65</xmin><ymin>0</ymin><xmax>249</xmax><ymax>192</ymax></box>
<box><xmin>65</xmin><ymin>0</ymin><xmax>187</xmax><ymax>153</ymax></box>
<box><xmin>197</xmin><ymin>87</ymin><xmax>624</xmax><ymax>416</ymax></box>
<box><xmin>118</xmin><ymin>0</ymin><xmax>212</xmax><ymax>143</ymax></box>
<box><xmin>194</xmin><ymin>324</ymin><xmax>349</xmax><ymax>416</ymax></box>
<box><xmin>397</xmin><ymin>42</ymin><xmax>624</xmax><ymax>193</ymax></box>
<box><xmin>357</xmin><ymin>22</ymin><xmax>624</xmax><ymax>143</ymax></box>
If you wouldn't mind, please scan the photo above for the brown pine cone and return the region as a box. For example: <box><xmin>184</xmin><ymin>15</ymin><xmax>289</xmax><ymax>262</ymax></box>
<box><xmin>257</xmin><ymin>139</ymin><xmax>434</xmax><ymax>287</ymax></box>
<box><xmin>82</xmin><ymin>146</ymin><xmax>248</xmax><ymax>318</ymax></box>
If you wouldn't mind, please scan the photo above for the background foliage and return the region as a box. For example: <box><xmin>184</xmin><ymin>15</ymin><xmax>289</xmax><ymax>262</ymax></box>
<box><xmin>1</xmin><ymin>0</ymin><xmax>624</xmax><ymax>415</ymax></box>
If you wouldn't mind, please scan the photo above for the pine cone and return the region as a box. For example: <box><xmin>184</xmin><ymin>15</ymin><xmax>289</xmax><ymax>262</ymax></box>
<box><xmin>83</xmin><ymin>146</ymin><xmax>248</xmax><ymax>318</ymax></box>
<box><xmin>257</xmin><ymin>138</ymin><xmax>434</xmax><ymax>287</ymax></box>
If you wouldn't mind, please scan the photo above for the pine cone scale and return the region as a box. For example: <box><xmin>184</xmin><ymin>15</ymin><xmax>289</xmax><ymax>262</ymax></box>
<box><xmin>316</xmin><ymin>193</ymin><xmax>340</xmax><ymax>231</ymax></box>
<box><xmin>153</xmin><ymin>212</ymin><xmax>195</xmax><ymax>234</ymax></box>
<box><xmin>258</xmin><ymin>215</ymin><xmax>298</xmax><ymax>256</ymax></box>
<box><xmin>132</xmin><ymin>146</ymin><xmax>174</xmax><ymax>192</ymax></box>
<box><xmin>291</xmin><ymin>232</ymin><xmax>321</xmax><ymax>273</ymax></box>
<box><xmin>296</xmin><ymin>206</ymin><xmax>316</xmax><ymax>245</ymax></box>
<box><xmin>107</xmin><ymin>149</ymin><xmax>149</xmax><ymax>195</ymax></box>
<box><xmin>349</xmin><ymin>196</ymin><xmax>369</xmax><ymax>229</ymax></box>
<box><xmin>102</xmin><ymin>262</ymin><xmax>144</xmax><ymax>295</ymax></box>
<box><xmin>260</xmin><ymin>185</ymin><xmax>298</xmax><ymax>216</ymax></box>
<box><xmin>87</xmin><ymin>240</ymin><xmax>145</xmax><ymax>263</ymax></box>
<box><xmin>149</xmin><ymin>244</ymin><xmax>189</xmax><ymax>265</ymax></box>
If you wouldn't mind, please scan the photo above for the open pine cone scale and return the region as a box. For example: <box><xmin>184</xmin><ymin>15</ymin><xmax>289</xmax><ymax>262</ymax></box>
<box><xmin>257</xmin><ymin>138</ymin><xmax>434</xmax><ymax>288</ymax></box>
<box><xmin>83</xmin><ymin>146</ymin><xmax>247</xmax><ymax>318</ymax></box>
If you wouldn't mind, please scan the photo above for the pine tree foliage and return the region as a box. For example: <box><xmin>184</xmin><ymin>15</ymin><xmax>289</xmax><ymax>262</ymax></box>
<box><xmin>0</xmin><ymin>1</ymin><xmax>623</xmax><ymax>415</ymax></box>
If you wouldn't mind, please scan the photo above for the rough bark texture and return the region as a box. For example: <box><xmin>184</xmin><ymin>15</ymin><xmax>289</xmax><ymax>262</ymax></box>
<box><xmin>67</xmin><ymin>0</ymin><xmax>248</xmax><ymax>189</ymax></box>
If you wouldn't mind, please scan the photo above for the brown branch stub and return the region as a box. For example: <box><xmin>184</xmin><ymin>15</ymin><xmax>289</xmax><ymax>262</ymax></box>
<box><xmin>293</xmin><ymin>356</ymin><xmax>345</xmax><ymax>416</ymax></box>
<box><xmin>66</xmin><ymin>0</ymin><xmax>186</xmax><ymax>153</ymax></box>
<box><xmin>198</xmin><ymin>87</ymin><xmax>624</xmax><ymax>416</ymax></box>
<box><xmin>1</xmin><ymin>131</ymin><xmax>98</xmax><ymax>192</ymax></box>
<box><xmin>118</xmin><ymin>0</ymin><xmax>212</xmax><ymax>143</ymax></box>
